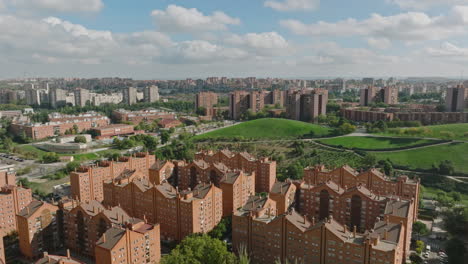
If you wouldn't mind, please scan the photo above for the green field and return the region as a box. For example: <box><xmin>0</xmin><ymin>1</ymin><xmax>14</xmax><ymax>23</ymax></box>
<box><xmin>423</xmin><ymin>186</ymin><xmax>468</xmax><ymax>207</ymax></box>
<box><xmin>376</xmin><ymin>123</ymin><xmax>468</xmax><ymax>140</ymax></box>
<box><xmin>318</xmin><ymin>136</ymin><xmax>439</xmax><ymax>150</ymax></box>
<box><xmin>13</xmin><ymin>144</ymin><xmax>121</xmax><ymax>162</ymax></box>
<box><xmin>194</xmin><ymin>118</ymin><xmax>332</xmax><ymax>140</ymax></box>
<box><xmin>373</xmin><ymin>142</ymin><xmax>468</xmax><ymax>174</ymax></box>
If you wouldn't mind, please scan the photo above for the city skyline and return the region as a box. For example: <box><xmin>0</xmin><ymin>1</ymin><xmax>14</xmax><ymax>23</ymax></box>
<box><xmin>1</xmin><ymin>0</ymin><xmax>468</xmax><ymax>79</ymax></box>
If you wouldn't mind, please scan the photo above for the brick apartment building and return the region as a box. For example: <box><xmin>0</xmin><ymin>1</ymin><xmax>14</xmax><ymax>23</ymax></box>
<box><xmin>103</xmin><ymin>181</ymin><xmax>222</xmax><ymax>241</ymax></box>
<box><xmin>0</xmin><ymin>231</ymin><xmax>4</xmax><ymax>264</ymax></box>
<box><xmin>302</xmin><ymin>166</ymin><xmax>420</xmax><ymax>218</ymax></box>
<box><xmin>92</xmin><ymin>124</ymin><xmax>135</xmax><ymax>139</ymax></box>
<box><xmin>195</xmin><ymin>92</ymin><xmax>219</xmax><ymax>117</ymax></box>
<box><xmin>149</xmin><ymin>160</ymin><xmax>175</xmax><ymax>185</ymax></box>
<box><xmin>286</xmin><ymin>88</ymin><xmax>328</xmax><ymax>122</ymax></box>
<box><xmin>59</xmin><ymin>200</ymin><xmax>160</xmax><ymax>263</ymax></box>
<box><xmin>269</xmin><ymin>181</ymin><xmax>297</xmax><ymax>214</ymax></box>
<box><xmin>70</xmin><ymin>152</ymin><xmax>155</xmax><ymax>202</ymax></box>
<box><xmin>360</xmin><ymin>86</ymin><xmax>398</xmax><ymax>106</ymax></box>
<box><xmin>341</xmin><ymin>107</ymin><xmax>468</xmax><ymax>124</ymax></box>
<box><xmin>10</xmin><ymin>112</ymin><xmax>110</xmax><ymax>140</ymax></box>
<box><xmin>233</xmin><ymin>207</ymin><xmax>406</xmax><ymax>264</ymax></box>
<box><xmin>35</xmin><ymin>251</ymin><xmax>84</xmax><ymax>264</ymax></box>
<box><xmin>194</xmin><ymin>150</ymin><xmax>276</xmax><ymax>193</ymax></box>
<box><xmin>112</xmin><ymin>109</ymin><xmax>175</xmax><ymax>125</ymax></box>
<box><xmin>445</xmin><ymin>84</ymin><xmax>468</xmax><ymax>112</ymax></box>
<box><xmin>228</xmin><ymin>89</ymin><xmax>286</xmax><ymax>119</ymax></box>
<box><xmin>231</xmin><ymin>165</ymin><xmax>419</xmax><ymax>264</ymax></box>
<box><xmin>17</xmin><ymin>201</ymin><xmax>61</xmax><ymax>260</ymax></box>
<box><xmin>0</xmin><ymin>171</ymin><xmax>32</xmax><ymax>234</ymax></box>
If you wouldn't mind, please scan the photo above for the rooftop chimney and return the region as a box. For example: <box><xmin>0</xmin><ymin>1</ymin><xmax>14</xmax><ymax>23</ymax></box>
<box><xmin>67</xmin><ymin>249</ymin><xmax>71</xmax><ymax>259</ymax></box>
<box><xmin>102</xmin><ymin>233</ymin><xmax>106</xmax><ymax>243</ymax></box>
<box><xmin>353</xmin><ymin>225</ymin><xmax>357</xmax><ymax>238</ymax></box>
<box><xmin>384</xmin><ymin>228</ymin><xmax>388</xmax><ymax>240</ymax></box>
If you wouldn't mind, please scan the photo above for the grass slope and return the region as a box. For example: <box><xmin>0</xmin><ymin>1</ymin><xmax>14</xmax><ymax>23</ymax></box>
<box><xmin>195</xmin><ymin>118</ymin><xmax>331</xmax><ymax>140</ymax></box>
<box><xmin>373</xmin><ymin>142</ymin><xmax>468</xmax><ymax>174</ymax></box>
<box><xmin>376</xmin><ymin>123</ymin><xmax>468</xmax><ymax>140</ymax></box>
<box><xmin>318</xmin><ymin>136</ymin><xmax>439</xmax><ymax>150</ymax></box>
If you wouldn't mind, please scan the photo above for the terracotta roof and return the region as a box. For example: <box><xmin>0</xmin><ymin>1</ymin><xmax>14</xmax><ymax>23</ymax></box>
<box><xmin>312</xmin><ymin>181</ymin><xmax>344</xmax><ymax>194</ymax></box>
<box><xmin>150</xmin><ymin>160</ymin><xmax>170</xmax><ymax>170</ymax></box>
<box><xmin>344</xmin><ymin>185</ymin><xmax>385</xmax><ymax>201</ymax></box>
<box><xmin>155</xmin><ymin>182</ymin><xmax>177</xmax><ymax>199</ymax></box>
<box><xmin>78</xmin><ymin>200</ymin><xmax>106</xmax><ymax>217</ymax></box>
<box><xmin>132</xmin><ymin>178</ymin><xmax>154</xmax><ymax>192</ymax></box>
<box><xmin>193</xmin><ymin>160</ymin><xmax>209</xmax><ymax>169</ymax></box>
<box><xmin>18</xmin><ymin>200</ymin><xmax>44</xmax><ymax>218</ymax></box>
<box><xmin>212</xmin><ymin>162</ymin><xmax>229</xmax><ymax>172</ymax></box>
<box><xmin>271</xmin><ymin>181</ymin><xmax>293</xmax><ymax>195</ymax></box>
<box><xmin>220</xmin><ymin>172</ymin><xmax>241</xmax><ymax>184</ymax></box>
<box><xmin>285</xmin><ymin>210</ymin><xmax>311</xmax><ymax>232</ymax></box>
<box><xmin>241</xmin><ymin>195</ymin><xmax>270</xmax><ymax>211</ymax></box>
<box><xmin>35</xmin><ymin>255</ymin><xmax>83</xmax><ymax>264</ymax></box>
<box><xmin>191</xmin><ymin>183</ymin><xmax>213</xmax><ymax>199</ymax></box>
<box><xmin>238</xmin><ymin>152</ymin><xmax>255</xmax><ymax>161</ymax></box>
<box><xmin>372</xmin><ymin>221</ymin><xmax>402</xmax><ymax>244</ymax></box>
<box><xmin>114</xmin><ymin>169</ymin><xmax>142</xmax><ymax>182</ymax></box>
<box><xmin>95</xmin><ymin>227</ymin><xmax>126</xmax><ymax>250</ymax></box>
<box><xmin>384</xmin><ymin>199</ymin><xmax>411</xmax><ymax>218</ymax></box>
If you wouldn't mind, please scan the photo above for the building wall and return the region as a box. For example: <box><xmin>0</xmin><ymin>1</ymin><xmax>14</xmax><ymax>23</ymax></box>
<box><xmin>17</xmin><ymin>203</ymin><xmax>60</xmax><ymax>260</ymax></box>
<box><xmin>70</xmin><ymin>153</ymin><xmax>155</xmax><ymax>202</ymax></box>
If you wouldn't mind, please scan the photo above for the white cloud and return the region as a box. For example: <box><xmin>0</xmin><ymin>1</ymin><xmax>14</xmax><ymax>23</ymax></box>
<box><xmin>164</xmin><ymin>40</ymin><xmax>248</xmax><ymax>64</ymax></box>
<box><xmin>387</xmin><ymin>0</ymin><xmax>468</xmax><ymax>10</ymax></box>
<box><xmin>281</xmin><ymin>6</ymin><xmax>468</xmax><ymax>42</ymax></box>
<box><xmin>151</xmin><ymin>5</ymin><xmax>240</xmax><ymax>33</ymax></box>
<box><xmin>225</xmin><ymin>32</ymin><xmax>290</xmax><ymax>55</ymax></box>
<box><xmin>6</xmin><ymin>0</ymin><xmax>103</xmax><ymax>13</ymax></box>
<box><xmin>264</xmin><ymin>0</ymin><xmax>319</xmax><ymax>11</ymax></box>
<box><xmin>367</xmin><ymin>37</ymin><xmax>392</xmax><ymax>49</ymax></box>
<box><xmin>425</xmin><ymin>42</ymin><xmax>468</xmax><ymax>58</ymax></box>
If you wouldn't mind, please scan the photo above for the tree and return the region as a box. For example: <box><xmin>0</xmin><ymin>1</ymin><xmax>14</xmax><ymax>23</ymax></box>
<box><xmin>413</xmin><ymin>221</ymin><xmax>428</xmax><ymax>237</ymax></box>
<box><xmin>65</xmin><ymin>161</ymin><xmax>81</xmax><ymax>172</ymax></box>
<box><xmin>334</xmin><ymin>123</ymin><xmax>356</xmax><ymax>135</ymax></box>
<box><xmin>41</xmin><ymin>152</ymin><xmax>59</xmax><ymax>163</ymax></box>
<box><xmin>415</xmin><ymin>240</ymin><xmax>425</xmax><ymax>255</ymax></box>
<box><xmin>2</xmin><ymin>137</ymin><xmax>13</xmax><ymax>151</ymax></box>
<box><xmin>438</xmin><ymin>160</ymin><xmax>455</xmax><ymax>175</ymax></box>
<box><xmin>378</xmin><ymin>159</ymin><xmax>393</xmax><ymax>176</ymax></box>
<box><xmin>74</xmin><ymin>135</ymin><xmax>87</xmax><ymax>143</ymax></box>
<box><xmin>160</xmin><ymin>130</ymin><xmax>171</xmax><ymax>144</ymax></box>
<box><xmin>208</xmin><ymin>217</ymin><xmax>231</xmax><ymax>240</ymax></box>
<box><xmin>72</xmin><ymin>124</ymin><xmax>79</xmax><ymax>134</ymax></box>
<box><xmin>362</xmin><ymin>153</ymin><xmax>377</xmax><ymax>169</ymax></box>
<box><xmin>161</xmin><ymin>234</ymin><xmax>236</xmax><ymax>264</ymax></box>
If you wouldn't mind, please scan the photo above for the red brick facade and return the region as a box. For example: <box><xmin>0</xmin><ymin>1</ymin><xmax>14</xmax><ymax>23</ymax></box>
<box><xmin>10</xmin><ymin>112</ymin><xmax>110</xmax><ymax>140</ymax></box>
<box><xmin>70</xmin><ymin>153</ymin><xmax>155</xmax><ymax>202</ymax></box>
<box><xmin>194</xmin><ymin>150</ymin><xmax>276</xmax><ymax>193</ymax></box>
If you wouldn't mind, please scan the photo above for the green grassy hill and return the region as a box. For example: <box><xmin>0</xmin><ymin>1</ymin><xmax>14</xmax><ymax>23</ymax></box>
<box><xmin>318</xmin><ymin>136</ymin><xmax>441</xmax><ymax>150</ymax></box>
<box><xmin>376</xmin><ymin>123</ymin><xmax>468</xmax><ymax>140</ymax></box>
<box><xmin>194</xmin><ymin>118</ymin><xmax>332</xmax><ymax>140</ymax></box>
<box><xmin>373</xmin><ymin>142</ymin><xmax>468</xmax><ymax>174</ymax></box>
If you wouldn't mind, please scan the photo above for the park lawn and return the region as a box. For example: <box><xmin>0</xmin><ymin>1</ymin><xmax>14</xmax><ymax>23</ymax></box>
<box><xmin>317</xmin><ymin>136</ymin><xmax>439</xmax><ymax>150</ymax></box>
<box><xmin>29</xmin><ymin>176</ymin><xmax>70</xmax><ymax>195</ymax></box>
<box><xmin>373</xmin><ymin>142</ymin><xmax>468</xmax><ymax>174</ymax></box>
<box><xmin>376</xmin><ymin>123</ymin><xmax>468</xmax><ymax>140</ymax></box>
<box><xmin>422</xmin><ymin>186</ymin><xmax>468</xmax><ymax>207</ymax></box>
<box><xmin>15</xmin><ymin>144</ymin><xmax>122</xmax><ymax>162</ymax></box>
<box><xmin>194</xmin><ymin>118</ymin><xmax>332</xmax><ymax>140</ymax></box>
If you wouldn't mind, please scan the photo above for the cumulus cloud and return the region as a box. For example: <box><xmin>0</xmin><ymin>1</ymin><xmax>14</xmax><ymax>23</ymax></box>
<box><xmin>6</xmin><ymin>0</ymin><xmax>103</xmax><ymax>13</ymax></box>
<box><xmin>264</xmin><ymin>0</ymin><xmax>319</xmax><ymax>11</ymax></box>
<box><xmin>281</xmin><ymin>6</ymin><xmax>468</xmax><ymax>42</ymax></box>
<box><xmin>367</xmin><ymin>37</ymin><xmax>392</xmax><ymax>49</ymax></box>
<box><xmin>387</xmin><ymin>0</ymin><xmax>468</xmax><ymax>10</ymax></box>
<box><xmin>425</xmin><ymin>42</ymin><xmax>468</xmax><ymax>58</ymax></box>
<box><xmin>151</xmin><ymin>5</ymin><xmax>240</xmax><ymax>33</ymax></box>
<box><xmin>225</xmin><ymin>32</ymin><xmax>291</xmax><ymax>55</ymax></box>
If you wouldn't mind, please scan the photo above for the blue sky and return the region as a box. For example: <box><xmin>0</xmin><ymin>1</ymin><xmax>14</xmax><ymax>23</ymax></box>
<box><xmin>1</xmin><ymin>0</ymin><xmax>468</xmax><ymax>79</ymax></box>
